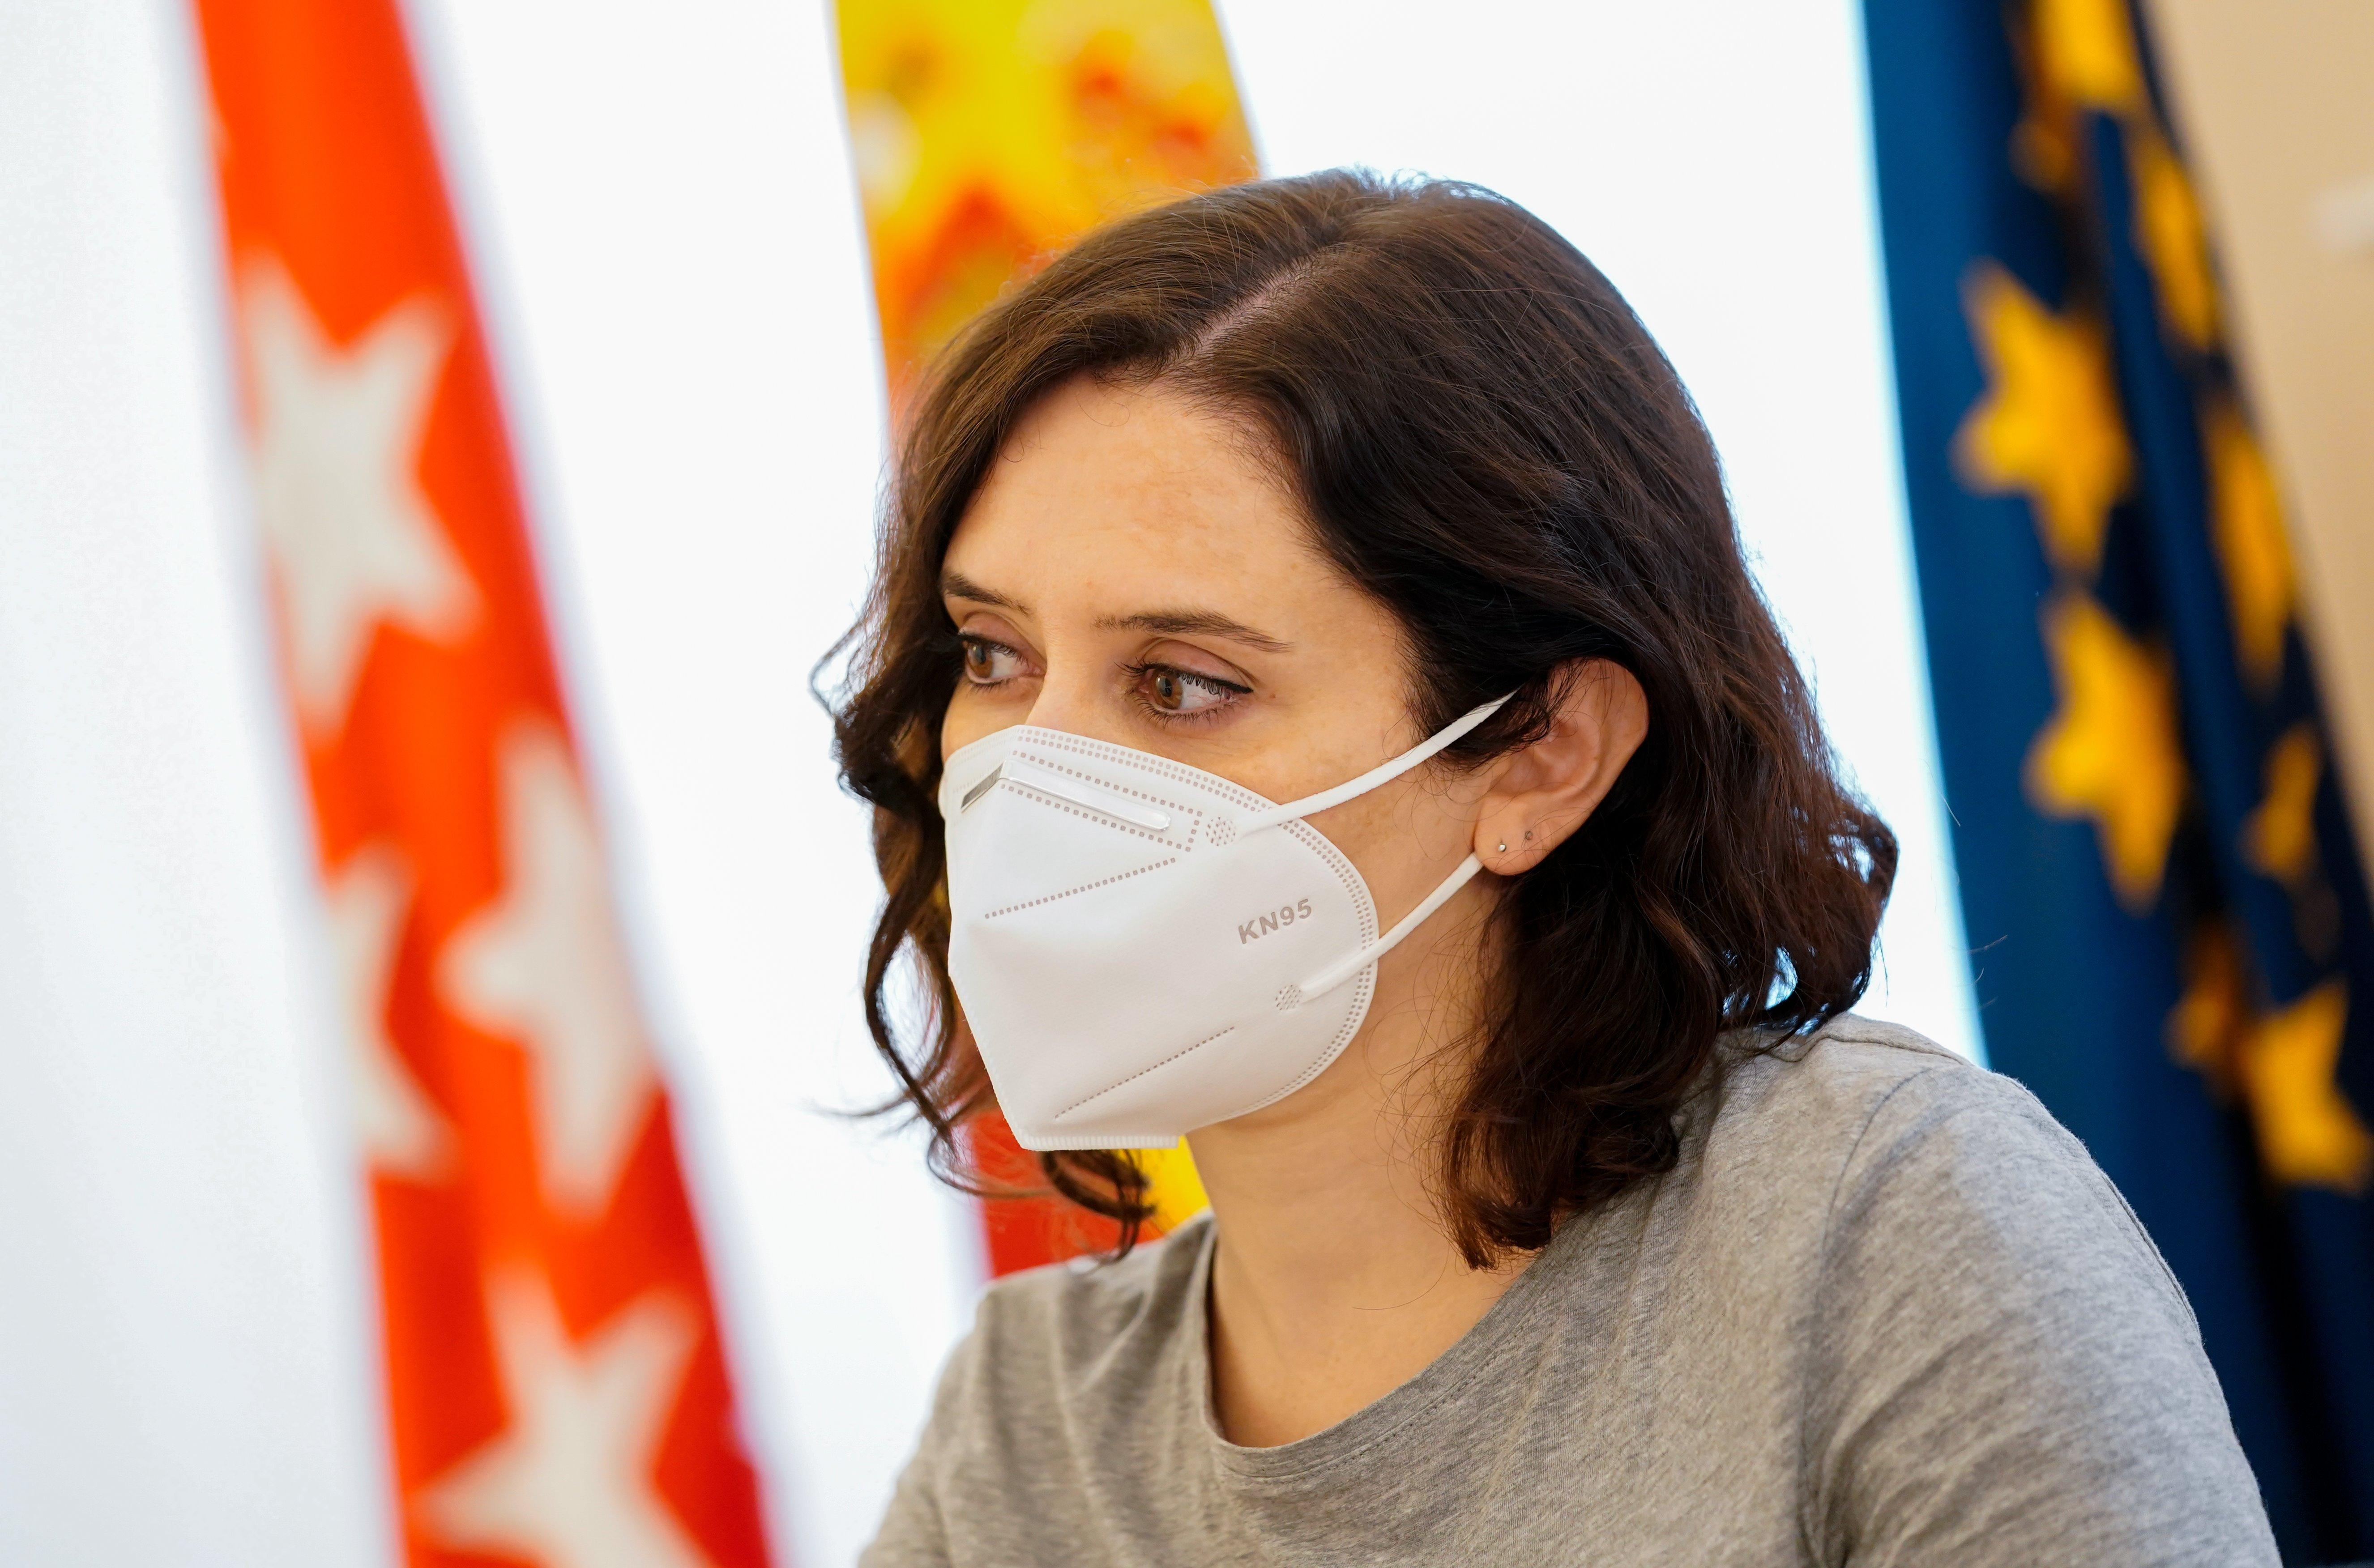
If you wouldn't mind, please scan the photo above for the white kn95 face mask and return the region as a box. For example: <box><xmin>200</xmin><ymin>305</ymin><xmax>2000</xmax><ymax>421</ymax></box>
<box><xmin>938</xmin><ymin>695</ymin><xmax>1511</xmax><ymax>1151</ymax></box>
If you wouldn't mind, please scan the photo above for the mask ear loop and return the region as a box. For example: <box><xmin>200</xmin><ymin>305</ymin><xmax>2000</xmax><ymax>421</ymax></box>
<box><xmin>1282</xmin><ymin>852</ymin><xmax>1487</xmax><ymax>1009</ymax></box>
<box><xmin>1232</xmin><ymin>691</ymin><xmax>1515</xmax><ymax>1010</ymax></box>
<box><xmin>1234</xmin><ymin>693</ymin><xmax>1513</xmax><ymax>835</ymax></box>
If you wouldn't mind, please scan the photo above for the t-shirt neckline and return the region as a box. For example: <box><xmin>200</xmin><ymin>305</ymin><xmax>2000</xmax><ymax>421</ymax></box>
<box><xmin>1178</xmin><ymin>1208</ymin><xmax>1590</xmax><ymax>1487</ymax></box>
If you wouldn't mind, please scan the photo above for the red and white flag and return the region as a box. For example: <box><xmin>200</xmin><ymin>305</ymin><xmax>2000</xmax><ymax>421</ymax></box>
<box><xmin>191</xmin><ymin>2</ymin><xmax>776</xmax><ymax>1563</ymax></box>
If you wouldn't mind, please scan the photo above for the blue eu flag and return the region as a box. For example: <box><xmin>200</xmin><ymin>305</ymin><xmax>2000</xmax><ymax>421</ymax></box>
<box><xmin>1860</xmin><ymin>0</ymin><xmax>2374</xmax><ymax>1557</ymax></box>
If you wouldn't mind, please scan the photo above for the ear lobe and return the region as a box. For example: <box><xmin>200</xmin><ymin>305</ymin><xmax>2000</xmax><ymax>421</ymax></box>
<box><xmin>1474</xmin><ymin>660</ymin><xmax>1649</xmax><ymax>874</ymax></box>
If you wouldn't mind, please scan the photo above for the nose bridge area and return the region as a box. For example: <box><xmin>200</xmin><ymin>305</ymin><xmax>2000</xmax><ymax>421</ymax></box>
<box><xmin>1005</xmin><ymin>655</ymin><xmax>1134</xmax><ymax>752</ymax></box>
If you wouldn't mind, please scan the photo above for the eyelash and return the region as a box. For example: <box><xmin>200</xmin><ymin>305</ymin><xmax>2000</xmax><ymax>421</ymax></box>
<box><xmin>952</xmin><ymin>633</ymin><xmax>1250</xmax><ymax>725</ymax></box>
<box><xmin>1120</xmin><ymin>659</ymin><xmax>1250</xmax><ymax>726</ymax></box>
<box><xmin>955</xmin><ymin>632</ymin><xmax>1025</xmax><ymax>686</ymax></box>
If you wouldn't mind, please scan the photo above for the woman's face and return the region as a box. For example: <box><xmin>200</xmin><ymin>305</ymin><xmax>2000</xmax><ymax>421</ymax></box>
<box><xmin>939</xmin><ymin>375</ymin><xmax>1487</xmax><ymax>930</ymax></box>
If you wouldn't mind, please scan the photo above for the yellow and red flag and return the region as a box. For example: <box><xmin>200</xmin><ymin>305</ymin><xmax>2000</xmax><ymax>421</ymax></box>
<box><xmin>838</xmin><ymin>0</ymin><xmax>1256</xmax><ymax>403</ymax></box>
<box><xmin>834</xmin><ymin>0</ymin><xmax>1254</xmax><ymax>1271</ymax></box>
<box><xmin>192</xmin><ymin>2</ymin><xmax>774</xmax><ymax>1562</ymax></box>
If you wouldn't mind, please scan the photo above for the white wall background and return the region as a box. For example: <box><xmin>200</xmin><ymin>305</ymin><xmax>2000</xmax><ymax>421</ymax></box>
<box><xmin>0</xmin><ymin>4</ymin><xmax>392</xmax><ymax>1563</ymax></box>
<box><xmin>0</xmin><ymin>2</ymin><xmax>1976</xmax><ymax>1566</ymax></box>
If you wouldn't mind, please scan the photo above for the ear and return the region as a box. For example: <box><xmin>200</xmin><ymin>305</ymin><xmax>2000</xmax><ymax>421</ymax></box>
<box><xmin>1473</xmin><ymin>660</ymin><xmax>1649</xmax><ymax>875</ymax></box>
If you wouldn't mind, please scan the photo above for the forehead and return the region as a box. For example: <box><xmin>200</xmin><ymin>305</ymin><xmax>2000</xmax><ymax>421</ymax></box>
<box><xmin>944</xmin><ymin>377</ymin><xmax>1328</xmax><ymax>615</ymax></box>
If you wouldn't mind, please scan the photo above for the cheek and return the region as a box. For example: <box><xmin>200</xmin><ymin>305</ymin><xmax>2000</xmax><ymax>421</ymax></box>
<box><xmin>940</xmin><ymin>686</ymin><xmax>1011</xmax><ymax>766</ymax></box>
<box><xmin>1309</xmin><ymin>767</ymin><xmax>1482</xmax><ymax>908</ymax></box>
<box><xmin>1304</xmin><ymin>784</ymin><xmax>1407</xmax><ymax>866</ymax></box>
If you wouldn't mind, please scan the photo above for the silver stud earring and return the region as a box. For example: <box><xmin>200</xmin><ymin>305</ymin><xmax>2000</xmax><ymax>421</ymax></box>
<box><xmin>1496</xmin><ymin>842</ymin><xmax>1508</xmax><ymax>853</ymax></box>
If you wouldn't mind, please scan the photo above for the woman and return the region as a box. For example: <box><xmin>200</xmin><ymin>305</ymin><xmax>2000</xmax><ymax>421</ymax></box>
<box><xmin>833</xmin><ymin>171</ymin><xmax>2275</xmax><ymax>1565</ymax></box>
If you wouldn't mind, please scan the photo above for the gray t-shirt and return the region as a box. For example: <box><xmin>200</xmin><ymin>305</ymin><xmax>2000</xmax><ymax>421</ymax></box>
<box><xmin>862</xmin><ymin>1018</ymin><xmax>2277</xmax><ymax>1566</ymax></box>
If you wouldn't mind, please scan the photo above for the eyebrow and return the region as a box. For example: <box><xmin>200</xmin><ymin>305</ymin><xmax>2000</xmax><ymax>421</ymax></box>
<box><xmin>1094</xmin><ymin>608</ymin><xmax>1293</xmax><ymax>654</ymax></box>
<box><xmin>940</xmin><ymin>571</ymin><xmax>1028</xmax><ymax>616</ymax></box>
<box><xmin>940</xmin><ymin>571</ymin><xmax>1293</xmax><ymax>654</ymax></box>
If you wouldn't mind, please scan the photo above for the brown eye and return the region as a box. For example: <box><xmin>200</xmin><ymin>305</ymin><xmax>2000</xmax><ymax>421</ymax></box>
<box><xmin>1137</xmin><ymin>664</ymin><xmax>1242</xmax><ymax>716</ymax></box>
<box><xmin>958</xmin><ymin>636</ymin><xmax>1027</xmax><ymax>686</ymax></box>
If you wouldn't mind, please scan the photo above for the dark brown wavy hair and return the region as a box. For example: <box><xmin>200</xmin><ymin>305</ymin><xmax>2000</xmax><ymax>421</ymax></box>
<box><xmin>828</xmin><ymin>170</ymin><xmax>1896</xmax><ymax>1266</ymax></box>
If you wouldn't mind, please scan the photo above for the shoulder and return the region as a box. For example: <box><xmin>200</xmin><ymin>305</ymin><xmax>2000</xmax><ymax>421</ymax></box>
<box><xmin>868</xmin><ymin>1225</ymin><xmax>1208</xmax><ymax>1567</ymax></box>
<box><xmin>1710</xmin><ymin>1012</ymin><xmax>1990</xmax><ymax>1134</ymax></box>
<box><xmin>970</xmin><ymin>1213</ymin><xmax>1208</xmax><ymax>1340</ymax></box>
<box><xmin>1697</xmin><ymin>1015</ymin><xmax>2202</xmax><ymax>1366</ymax></box>
<box><xmin>1740</xmin><ymin>1032</ymin><xmax>2275</xmax><ymax>1562</ymax></box>
<box><xmin>1705</xmin><ymin>1014</ymin><xmax>2089</xmax><ymax>1192</ymax></box>
<box><xmin>1689</xmin><ymin>1014</ymin><xmax>2179</xmax><ymax>1296</ymax></box>
<box><xmin>939</xmin><ymin>1217</ymin><xmax>1209</xmax><ymax>1417</ymax></box>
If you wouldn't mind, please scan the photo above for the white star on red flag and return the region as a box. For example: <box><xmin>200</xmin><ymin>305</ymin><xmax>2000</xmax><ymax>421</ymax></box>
<box><xmin>325</xmin><ymin>844</ymin><xmax>451</xmax><ymax>1179</ymax></box>
<box><xmin>416</xmin><ymin>1272</ymin><xmax>711</xmax><ymax>1568</ymax></box>
<box><xmin>439</xmin><ymin>720</ymin><xmax>658</xmax><ymax>1215</ymax></box>
<box><xmin>197</xmin><ymin>4</ymin><xmax>773</xmax><ymax>1556</ymax></box>
<box><xmin>241</xmin><ymin>260</ymin><xmax>478</xmax><ymax>735</ymax></box>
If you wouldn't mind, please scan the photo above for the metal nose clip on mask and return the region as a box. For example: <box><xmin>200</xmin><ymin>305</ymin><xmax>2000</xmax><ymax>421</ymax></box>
<box><xmin>937</xmin><ymin>695</ymin><xmax>1511</xmax><ymax>1151</ymax></box>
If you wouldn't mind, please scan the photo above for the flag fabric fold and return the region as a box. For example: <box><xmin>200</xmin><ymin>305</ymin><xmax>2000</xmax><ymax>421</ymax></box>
<box><xmin>1862</xmin><ymin>0</ymin><xmax>2374</xmax><ymax>1556</ymax></box>
<box><xmin>191</xmin><ymin>2</ymin><xmax>776</xmax><ymax>1561</ymax></box>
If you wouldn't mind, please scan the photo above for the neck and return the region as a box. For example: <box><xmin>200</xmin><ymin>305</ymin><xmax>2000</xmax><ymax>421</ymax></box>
<box><xmin>1184</xmin><ymin>880</ymin><xmax>1530</xmax><ymax>1447</ymax></box>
